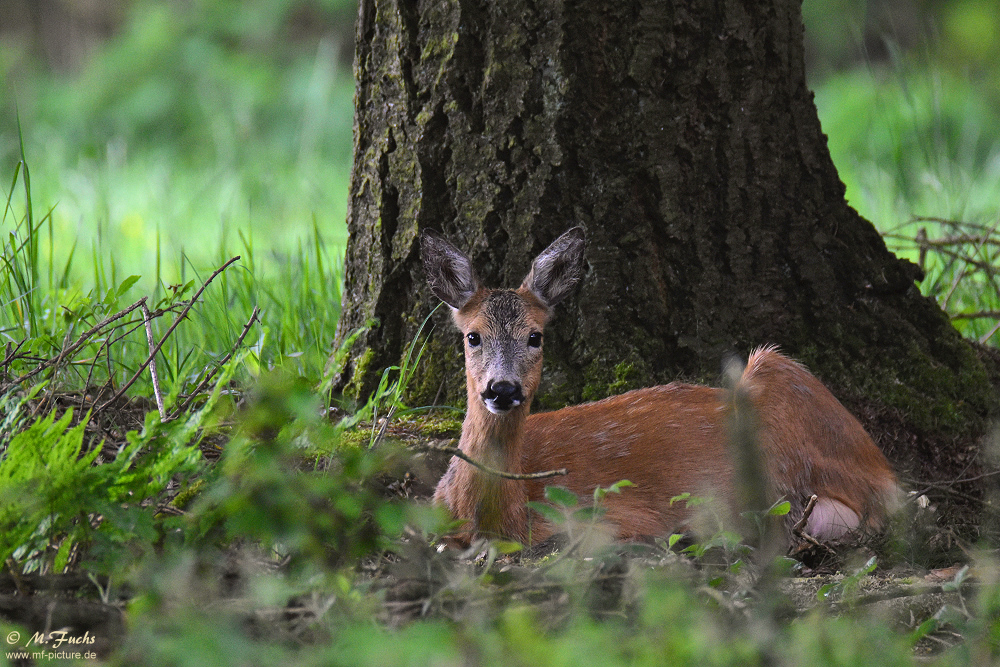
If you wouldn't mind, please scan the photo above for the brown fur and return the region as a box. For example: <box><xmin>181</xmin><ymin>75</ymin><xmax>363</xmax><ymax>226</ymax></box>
<box><xmin>434</xmin><ymin>345</ymin><xmax>899</xmax><ymax>546</ymax></box>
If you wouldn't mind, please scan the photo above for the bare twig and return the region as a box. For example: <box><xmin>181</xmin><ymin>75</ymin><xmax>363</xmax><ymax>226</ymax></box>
<box><xmin>980</xmin><ymin>320</ymin><xmax>1000</xmax><ymax>345</ymax></box>
<box><xmin>950</xmin><ymin>310</ymin><xmax>1000</xmax><ymax>320</ymax></box>
<box><xmin>792</xmin><ymin>494</ymin><xmax>818</xmax><ymax>534</ymax></box>
<box><xmin>942</xmin><ymin>223</ymin><xmax>998</xmax><ymax>309</ymax></box>
<box><xmin>1</xmin><ymin>298</ymin><xmax>148</xmax><ymax>393</ymax></box>
<box><xmin>790</xmin><ymin>494</ymin><xmax>838</xmax><ymax>556</ymax></box>
<box><xmin>909</xmin><ymin>215</ymin><xmax>999</xmax><ymax>235</ymax></box>
<box><xmin>86</xmin><ymin>317</ymin><xmax>152</xmax><ymax>409</ymax></box>
<box><xmin>371</xmin><ymin>403</ymin><xmax>398</xmax><ymax>449</ymax></box>
<box><xmin>141</xmin><ymin>301</ymin><xmax>166</xmax><ymax>420</ymax></box>
<box><xmin>81</xmin><ymin>306</ymin><xmax>184</xmax><ymax>404</ymax></box>
<box><xmin>882</xmin><ymin>232</ymin><xmax>1000</xmax><ymax>249</ymax></box>
<box><xmin>411</xmin><ymin>439</ymin><xmax>568</xmax><ymax>480</ymax></box>
<box><xmin>93</xmin><ymin>256</ymin><xmax>242</xmax><ymax>418</ymax></box>
<box><xmin>167</xmin><ymin>304</ymin><xmax>260</xmax><ymax>420</ymax></box>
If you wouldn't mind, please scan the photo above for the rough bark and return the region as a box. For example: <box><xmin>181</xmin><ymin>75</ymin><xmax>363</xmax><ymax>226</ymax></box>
<box><xmin>332</xmin><ymin>0</ymin><xmax>998</xmax><ymax>527</ymax></box>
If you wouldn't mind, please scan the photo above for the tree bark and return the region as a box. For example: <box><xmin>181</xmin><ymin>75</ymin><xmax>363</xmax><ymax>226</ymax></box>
<box><xmin>333</xmin><ymin>0</ymin><xmax>998</xmax><ymax>516</ymax></box>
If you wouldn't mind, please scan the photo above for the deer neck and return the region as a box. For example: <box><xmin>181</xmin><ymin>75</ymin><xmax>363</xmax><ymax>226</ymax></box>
<box><xmin>456</xmin><ymin>396</ymin><xmax>530</xmax><ymax>541</ymax></box>
<box><xmin>461</xmin><ymin>397</ymin><xmax>528</xmax><ymax>469</ymax></box>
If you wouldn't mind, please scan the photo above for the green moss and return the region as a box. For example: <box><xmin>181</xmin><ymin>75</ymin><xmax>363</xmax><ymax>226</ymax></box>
<box><xmin>581</xmin><ymin>353</ymin><xmax>651</xmax><ymax>402</ymax></box>
<box><xmin>345</xmin><ymin>348</ymin><xmax>376</xmax><ymax>401</ymax></box>
<box><xmin>169</xmin><ymin>479</ymin><xmax>206</xmax><ymax>512</ymax></box>
<box><xmin>809</xmin><ymin>330</ymin><xmax>997</xmax><ymax>438</ymax></box>
<box><xmin>403</xmin><ymin>414</ymin><xmax>464</xmax><ymax>437</ymax></box>
<box><xmin>613</xmin><ymin>360</ymin><xmax>645</xmax><ymax>393</ymax></box>
<box><xmin>338</xmin><ymin>428</ymin><xmax>372</xmax><ymax>450</ymax></box>
<box><xmin>534</xmin><ymin>381</ymin><xmax>580</xmax><ymax>411</ymax></box>
<box><xmin>402</xmin><ymin>339</ymin><xmax>449</xmax><ymax>404</ymax></box>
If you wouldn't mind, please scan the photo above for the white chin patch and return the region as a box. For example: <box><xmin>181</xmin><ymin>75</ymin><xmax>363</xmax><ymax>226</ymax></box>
<box><xmin>484</xmin><ymin>399</ymin><xmax>519</xmax><ymax>415</ymax></box>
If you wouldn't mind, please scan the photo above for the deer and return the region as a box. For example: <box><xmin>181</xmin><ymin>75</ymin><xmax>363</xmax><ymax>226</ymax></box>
<box><xmin>421</xmin><ymin>226</ymin><xmax>900</xmax><ymax>547</ymax></box>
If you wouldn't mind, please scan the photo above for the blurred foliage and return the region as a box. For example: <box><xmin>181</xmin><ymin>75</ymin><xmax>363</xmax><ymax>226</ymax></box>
<box><xmin>186</xmin><ymin>370</ymin><xmax>411</xmax><ymax>570</ymax></box>
<box><xmin>804</xmin><ymin>0</ymin><xmax>1000</xmax><ymax>85</ymax></box>
<box><xmin>0</xmin><ymin>374</ymin><xmax>223</xmax><ymax>578</ymax></box>
<box><xmin>2</xmin><ymin>0</ymin><xmax>357</xmax><ymax>162</ymax></box>
<box><xmin>0</xmin><ymin>0</ymin><xmax>357</xmax><ymax>291</ymax></box>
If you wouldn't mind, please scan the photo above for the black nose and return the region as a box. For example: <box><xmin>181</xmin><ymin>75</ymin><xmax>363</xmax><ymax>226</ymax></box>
<box><xmin>482</xmin><ymin>381</ymin><xmax>524</xmax><ymax>410</ymax></box>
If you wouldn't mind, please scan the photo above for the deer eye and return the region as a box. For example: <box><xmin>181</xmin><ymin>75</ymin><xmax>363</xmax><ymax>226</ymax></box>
<box><xmin>467</xmin><ymin>332</ymin><xmax>481</xmax><ymax>347</ymax></box>
<box><xmin>528</xmin><ymin>332</ymin><xmax>542</xmax><ymax>348</ymax></box>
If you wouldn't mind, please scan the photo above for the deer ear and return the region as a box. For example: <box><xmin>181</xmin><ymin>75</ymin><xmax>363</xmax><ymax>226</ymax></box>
<box><xmin>421</xmin><ymin>231</ymin><xmax>482</xmax><ymax>310</ymax></box>
<box><xmin>521</xmin><ymin>227</ymin><xmax>586</xmax><ymax>308</ymax></box>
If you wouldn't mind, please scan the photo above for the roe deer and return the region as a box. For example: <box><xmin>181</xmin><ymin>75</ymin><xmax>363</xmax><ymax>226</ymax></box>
<box><xmin>421</xmin><ymin>227</ymin><xmax>899</xmax><ymax>546</ymax></box>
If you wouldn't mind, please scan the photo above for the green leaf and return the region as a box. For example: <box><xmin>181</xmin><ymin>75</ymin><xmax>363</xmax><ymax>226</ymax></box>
<box><xmin>594</xmin><ymin>479</ymin><xmax>634</xmax><ymax>502</ymax></box>
<box><xmin>116</xmin><ymin>275</ymin><xmax>141</xmax><ymax>297</ymax></box>
<box><xmin>544</xmin><ymin>486</ymin><xmax>578</xmax><ymax>508</ymax></box>
<box><xmin>767</xmin><ymin>500</ymin><xmax>791</xmax><ymax>516</ymax></box>
<box><xmin>572</xmin><ymin>506</ymin><xmax>606</xmax><ymax>522</ymax></box>
<box><xmin>908</xmin><ymin>617</ymin><xmax>939</xmax><ymax>644</ymax></box>
<box><xmin>669</xmin><ymin>492</ymin><xmax>691</xmax><ymax>506</ymax></box>
<box><xmin>772</xmin><ymin>556</ymin><xmax>799</xmax><ymax>576</ymax></box>
<box><xmin>526</xmin><ymin>501</ymin><xmax>565</xmax><ymax>524</ymax></box>
<box><xmin>492</xmin><ymin>540</ymin><xmax>523</xmax><ymax>554</ymax></box>
<box><xmin>941</xmin><ymin>564</ymin><xmax>969</xmax><ymax>592</ymax></box>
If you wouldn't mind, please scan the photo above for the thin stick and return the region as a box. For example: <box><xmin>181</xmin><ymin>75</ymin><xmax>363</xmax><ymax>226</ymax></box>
<box><xmin>167</xmin><ymin>304</ymin><xmax>260</xmax><ymax>419</ymax></box>
<box><xmin>792</xmin><ymin>494</ymin><xmax>818</xmax><ymax>533</ymax></box>
<box><xmin>412</xmin><ymin>439</ymin><xmax>568</xmax><ymax>480</ymax></box>
<box><xmin>910</xmin><ymin>215</ymin><xmax>998</xmax><ymax>234</ymax></box>
<box><xmin>789</xmin><ymin>494</ymin><xmax>838</xmax><ymax>556</ymax></box>
<box><xmin>1</xmin><ymin>298</ymin><xmax>148</xmax><ymax>392</ymax></box>
<box><xmin>94</xmin><ymin>256</ymin><xmax>241</xmax><ymax>418</ymax></box>
<box><xmin>371</xmin><ymin>403</ymin><xmax>398</xmax><ymax>448</ymax></box>
<box><xmin>980</xmin><ymin>319</ymin><xmax>1000</xmax><ymax>345</ymax></box>
<box><xmin>950</xmin><ymin>310</ymin><xmax>1000</xmax><ymax>321</ymax></box>
<box><xmin>141</xmin><ymin>301</ymin><xmax>166</xmax><ymax>420</ymax></box>
<box><xmin>882</xmin><ymin>232</ymin><xmax>1000</xmax><ymax>249</ymax></box>
<box><xmin>0</xmin><ymin>339</ymin><xmax>26</xmax><ymax>369</ymax></box>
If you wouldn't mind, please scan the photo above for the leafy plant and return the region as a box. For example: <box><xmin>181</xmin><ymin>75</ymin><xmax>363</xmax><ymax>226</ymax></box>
<box><xmin>526</xmin><ymin>481</ymin><xmax>635</xmax><ymax>544</ymax></box>
<box><xmin>185</xmin><ymin>370</ymin><xmax>410</xmax><ymax>569</ymax></box>
<box><xmin>0</xmin><ymin>408</ymin><xmax>200</xmax><ymax>575</ymax></box>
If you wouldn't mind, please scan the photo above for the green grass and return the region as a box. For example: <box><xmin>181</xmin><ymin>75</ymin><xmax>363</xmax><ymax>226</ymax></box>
<box><xmin>1</xmin><ymin>154</ymin><xmax>344</xmax><ymax>409</ymax></box>
<box><xmin>1</xmin><ymin>0</ymin><xmax>354</xmax><ymax>300</ymax></box>
<box><xmin>1</xmin><ymin>0</ymin><xmax>354</xmax><ymax>397</ymax></box>
<box><xmin>812</xmin><ymin>41</ymin><xmax>1000</xmax><ymax>345</ymax></box>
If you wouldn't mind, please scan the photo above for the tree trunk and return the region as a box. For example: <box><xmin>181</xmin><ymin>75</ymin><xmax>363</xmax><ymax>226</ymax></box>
<box><xmin>333</xmin><ymin>0</ymin><xmax>998</xmax><ymax>526</ymax></box>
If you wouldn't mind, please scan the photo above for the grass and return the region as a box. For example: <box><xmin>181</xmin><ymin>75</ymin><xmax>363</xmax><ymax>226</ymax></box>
<box><xmin>812</xmin><ymin>46</ymin><xmax>1000</xmax><ymax>345</ymax></box>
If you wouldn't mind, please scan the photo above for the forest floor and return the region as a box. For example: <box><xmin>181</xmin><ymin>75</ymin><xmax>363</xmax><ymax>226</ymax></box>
<box><xmin>0</xmin><ymin>397</ymin><xmax>988</xmax><ymax>663</ymax></box>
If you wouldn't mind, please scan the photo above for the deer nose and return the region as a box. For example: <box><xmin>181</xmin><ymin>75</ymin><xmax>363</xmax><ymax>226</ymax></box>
<box><xmin>482</xmin><ymin>380</ymin><xmax>524</xmax><ymax>412</ymax></box>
